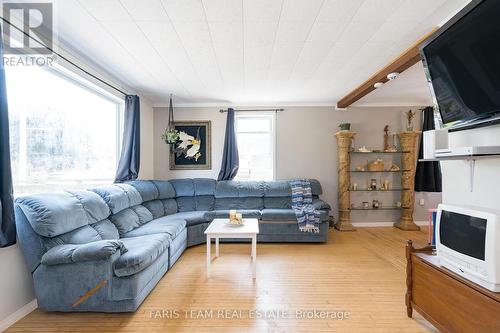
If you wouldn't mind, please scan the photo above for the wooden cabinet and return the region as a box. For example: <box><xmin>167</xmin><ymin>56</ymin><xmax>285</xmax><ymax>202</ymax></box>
<box><xmin>406</xmin><ymin>241</ymin><xmax>500</xmax><ymax>333</ymax></box>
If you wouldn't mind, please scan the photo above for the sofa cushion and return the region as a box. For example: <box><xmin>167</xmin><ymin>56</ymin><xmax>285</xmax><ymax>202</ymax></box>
<box><xmin>214</xmin><ymin>197</ymin><xmax>264</xmax><ymax>210</ymax></box>
<box><xmin>122</xmin><ymin>218</ymin><xmax>186</xmax><ymax>239</ymax></box>
<box><xmin>213</xmin><ymin>210</ymin><xmax>262</xmax><ymax>219</ymax></box>
<box><xmin>90</xmin><ymin>184</ymin><xmax>142</xmax><ymax>214</ymax></box>
<box><xmin>169</xmin><ymin>179</ymin><xmax>194</xmax><ymax>197</ymax></box>
<box><xmin>238</xmin><ymin>181</ymin><xmax>265</xmax><ymax>197</ymax></box>
<box><xmin>195</xmin><ymin>195</ymin><xmax>215</xmax><ymax>211</ymax></box>
<box><xmin>176</xmin><ymin>196</ymin><xmax>196</xmax><ymax>212</ymax></box>
<box><xmin>156</xmin><ymin>211</ymin><xmax>215</xmax><ymax>227</ymax></box>
<box><xmin>142</xmin><ymin>200</ymin><xmax>164</xmax><ymax>219</ymax></box>
<box><xmin>16</xmin><ymin>192</ymin><xmax>89</xmax><ymax>237</ymax></box>
<box><xmin>114</xmin><ymin>234</ymin><xmax>170</xmax><ymax>277</ymax></box>
<box><xmin>91</xmin><ymin>219</ymin><xmax>119</xmax><ymax>240</ymax></box>
<box><xmin>309</xmin><ymin>179</ymin><xmax>323</xmax><ymax>196</ymax></box>
<box><xmin>261</xmin><ymin>209</ymin><xmax>329</xmax><ymax>222</ymax></box>
<box><xmin>109</xmin><ymin>208</ymin><xmax>140</xmax><ymax>235</ymax></box>
<box><xmin>312</xmin><ymin>199</ymin><xmax>331</xmax><ymax>210</ymax></box>
<box><xmin>215</xmin><ymin>181</ymin><xmax>264</xmax><ymax>198</ymax></box>
<box><xmin>43</xmin><ymin>225</ymin><xmax>102</xmax><ymax>249</ymax></box>
<box><xmin>152</xmin><ymin>180</ymin><xmax>176</xmax><ymax>199</ymax></box>
<box><xmin>264</xmin><ymin>197</ymin><xmax>291</xmax><ymax>209</ymax></box>
<box><xmin>162</xmin><ymin>199</ymin><xmax>178</xmax><ymax>215</ymax></box>
<box><xmin>109</xmin><ymin>204</ymin><xmax>154</xmax><ymax>236</ymax></box>
<box><xmin>263</xmin><ymin>181</ymin><xmax>291</xmax><ymax>197</ymax></box>
<box><xmin>68</xmin><ymin>190</ymin><xmax>111</xmax><ymax>223</ymax></box>
<box><xmin>42</xmin><ymin>240</ymin><xmax>126</xmax><ymax>265</ymax></box>
<box><xmin>126</xmin><ymin>180</ymin><xmax>159</xmax><ymax>202</ymax></box>
<box><xmin>130</xmin><ymin>205</ymin><xmax>154</xmax><ymax>224</ymax></box>
<box><xmin>193</xmin><ymin>178</ymin><xmax>216</xmax><ymax>196</ymax></box>
<box><xmin>215</xmin><ymin>181</ymin><xmax>238</xmax><ymax>198</ymax></box>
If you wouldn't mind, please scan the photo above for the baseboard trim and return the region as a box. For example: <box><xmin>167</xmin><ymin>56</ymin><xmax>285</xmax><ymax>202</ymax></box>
<box><xmin>0</xmin><ymin>299</ymin><xmax>37</xmax><ymax>332</ymax></box>
<box><xmin>352</xmin><ymin>221</ymin><xmax>429</xmax><ymax>227</ymax></box>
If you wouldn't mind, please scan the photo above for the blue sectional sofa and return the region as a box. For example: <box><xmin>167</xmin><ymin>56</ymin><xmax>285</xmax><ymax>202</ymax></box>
<box><xmin>15</xmin><ymin>179</ymin><xmax>330</xmax><ymax>312</ymax></box>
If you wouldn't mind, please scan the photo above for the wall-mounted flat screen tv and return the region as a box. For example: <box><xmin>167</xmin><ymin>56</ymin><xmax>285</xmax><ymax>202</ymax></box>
<box><xmin>420</xmin><ymin>0</ymin><xmax>500</xmax><ymax>131</ymax></box>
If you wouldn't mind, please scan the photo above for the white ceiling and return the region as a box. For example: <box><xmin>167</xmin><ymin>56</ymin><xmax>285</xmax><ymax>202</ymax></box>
<box><xmin>352</xmin><ymin>61</ymin><xmax>433</xmax><ymax>107</ymax></box>
<box><xmin>51</xmin><ymin>0</ymin><xmax>470</xmax><ymax>105</ymax></box>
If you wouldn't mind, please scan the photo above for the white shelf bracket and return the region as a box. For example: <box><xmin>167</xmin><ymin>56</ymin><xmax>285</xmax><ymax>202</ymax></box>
<box><xmin>469</xmin><ymin>159</ymin><xmax>475</xmax><ymax>192</ymax></box>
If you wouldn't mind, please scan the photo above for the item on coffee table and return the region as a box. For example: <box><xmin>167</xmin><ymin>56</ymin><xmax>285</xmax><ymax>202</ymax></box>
<box><xmin>229</xmin><ymin>210</ymin><xmax>243</xmax><ymax>225</ymax></box>
<box><xmin>372</xmin><ymin>200</ymin><xmax>380</xmax><ymax>209</ymax></box>
<box><xmin>362</xmin><ymin>201</ymin><xmax>369</xmax><ymax>209</ymax></box>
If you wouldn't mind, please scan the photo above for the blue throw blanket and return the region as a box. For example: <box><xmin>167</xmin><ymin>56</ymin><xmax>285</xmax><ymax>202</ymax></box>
<box><xmin>289</xmin><ymin>179</ymin><xmax>320</xmax><ymax>233</ymax></box>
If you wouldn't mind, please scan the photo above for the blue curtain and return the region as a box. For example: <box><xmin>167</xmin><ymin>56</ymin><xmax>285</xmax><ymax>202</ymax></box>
<box><xmin>115</xmin><ymin>95</ymin><xmax>140</xmax><ymax>183</ymax></box>
<box><xmin>0</xmin><ymin>22</ymin><xmax>16</xmax><ymax>247</ymax></box>
<box><xmin>415</xmin><ymin>107</ymin><xmax>442</xmax><ymax>192</ymax></box>
<box><xmin>217</xmin><ymin>108</ymin><xmax>239</xmax><ymax>181</ymax></box>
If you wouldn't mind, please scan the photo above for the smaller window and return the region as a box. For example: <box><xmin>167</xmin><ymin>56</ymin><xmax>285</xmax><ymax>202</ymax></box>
<box><xmin>235</xmin><ymin>113</ymin><xmax>275</xmax><ymax>181</ymax></box>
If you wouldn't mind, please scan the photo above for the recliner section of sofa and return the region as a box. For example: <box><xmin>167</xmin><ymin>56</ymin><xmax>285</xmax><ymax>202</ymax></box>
<box><xmin>15</xmin><ymin>178</ymin><xmax>331</xmax><ymax>313</ymax></box>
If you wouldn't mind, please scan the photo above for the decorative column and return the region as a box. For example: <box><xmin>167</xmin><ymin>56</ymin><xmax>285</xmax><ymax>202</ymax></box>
<box><xmin>395</xmin><ymin>131</ymin><xmax>420</xmax><ymax>231</ymax></box>
<box><xmin>334</xmin><ymin>131</ymin><xmax>356</xmax><ymax>231</ymax></box>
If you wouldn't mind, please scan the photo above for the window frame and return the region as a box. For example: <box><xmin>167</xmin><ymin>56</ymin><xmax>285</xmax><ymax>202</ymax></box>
<box><xmin>47</xmin><ymin>64</ymin><xmax>125</xmax><ymax>166</ymax></box>
<box><xmin>5</xmin><ymin>60</ymin><xmax>125</xmax><ymax>195</ymax></box>
<box><xmin>234</xmin><ymin>111</ymin><xmax>277</xmax><ymax>181</ymax></box>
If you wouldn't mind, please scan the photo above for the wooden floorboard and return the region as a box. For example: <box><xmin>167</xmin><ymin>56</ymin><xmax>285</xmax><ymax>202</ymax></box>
<box><xmin>7</xmin><ymin>227</ymin><xmax>437</xmax><ymax>333</ymax></box>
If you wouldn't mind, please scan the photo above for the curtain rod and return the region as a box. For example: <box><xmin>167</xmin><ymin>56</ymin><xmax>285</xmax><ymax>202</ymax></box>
<box><xmin>219</xmin><ymin>108</ymin><xmax>284</xmax><ymax>113</ymax></box>
<box><xmin>0</xmin><ymin>17</ymin><xmax>128</xmax><ymax>97</ymax></box>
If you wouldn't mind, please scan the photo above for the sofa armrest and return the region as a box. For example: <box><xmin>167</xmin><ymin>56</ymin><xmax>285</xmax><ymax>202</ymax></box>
<box><xmin>312</xmin><ymin>199</ymin><xmax>331</xmax><ymax>211</ymax></box>
<box><xmin>41</xmin><ymin>240</ymin><xmax>127</xmax><ymax>266</ymax></box>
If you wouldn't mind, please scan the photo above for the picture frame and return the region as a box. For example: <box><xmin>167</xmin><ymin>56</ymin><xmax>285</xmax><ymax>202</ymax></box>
<box><xmin>169</xmin><ymin>121</ymin><xmax>211</xmax><ymax>170</ymax></box>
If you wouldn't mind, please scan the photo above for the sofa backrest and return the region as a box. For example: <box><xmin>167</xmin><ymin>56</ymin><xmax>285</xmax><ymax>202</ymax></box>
<box><xmin>169</xmin><ymin>178</ymin><xmax>216</xmax><ymax>212</ymax></box>
<box><xmin>126</xmin><ymin>178</ymin><xmax>323</xmax><ymax>212</ymax></box>
<box><xmin>124</xmin><ymin>180</ymin><xmax>178</xmax><ymax>219</ymax></box>
<box><xmin>15</xmin><ymin>190</ymin><xmax>116</xmax><ymax>273</ymax></box>
<box><xmin>214</xmin><ymin>181</ymin><xmax>264</xmax><ymax>210</ymax></box>
<box><xmin>89</xmin><ymin>183</ymin><xmax>158</xmax><ymax>236</ymax></box>
<box><xmin>213</xmin><ymin>179</ymin><xmax>323</xmax><ymax>210</ymax></box>
<box><xmin>15</xmin><ymin>178</ymin><xmax>325</xmax><ymax>273</ymax></box>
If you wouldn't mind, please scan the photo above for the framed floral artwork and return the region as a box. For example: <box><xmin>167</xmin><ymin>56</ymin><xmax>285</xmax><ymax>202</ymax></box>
<box><xmin>169</xmin><ymin>121</ymin><xmax>211</xmax><ymax>170</ymax></box>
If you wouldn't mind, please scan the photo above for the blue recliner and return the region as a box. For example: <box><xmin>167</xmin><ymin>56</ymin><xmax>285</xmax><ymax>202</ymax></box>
<box><xmin>15</xmin><ymin>179</ymin><xmax>330</xmax><ymax>312</ymax></box>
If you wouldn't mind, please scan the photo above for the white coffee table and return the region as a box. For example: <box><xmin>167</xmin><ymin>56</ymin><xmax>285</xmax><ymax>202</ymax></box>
<box><xmin>204</xmin><ymin>218</ymin><xmax>259</xmax><ymax>279</ymax></box>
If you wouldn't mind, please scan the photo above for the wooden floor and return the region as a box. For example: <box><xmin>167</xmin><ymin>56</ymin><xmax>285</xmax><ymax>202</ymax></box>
<box><xmin>7</xmin><ymin>228</ymin><xmax>438</xmax><ymax>333</ymax></box>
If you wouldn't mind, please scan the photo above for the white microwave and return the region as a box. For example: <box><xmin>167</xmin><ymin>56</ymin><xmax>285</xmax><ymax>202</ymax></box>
<box><xmin>436</xmin><ymin>204</ymin><xmax>500</xmax><ymax>292</ymax></box>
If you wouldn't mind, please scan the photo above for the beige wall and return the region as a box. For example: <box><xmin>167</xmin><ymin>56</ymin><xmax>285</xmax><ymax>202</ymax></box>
<box><xmin>0</xmin><ymin>246</ymin><xmax>35</xmax><ymax>329</ymax></box>
<box><xmin>154</xmin><ymin>106</ymin><xmax>441</xmax><ymax>223</ymax></box>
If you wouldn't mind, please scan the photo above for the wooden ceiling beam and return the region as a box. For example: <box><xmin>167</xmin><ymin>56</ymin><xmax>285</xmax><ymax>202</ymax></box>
<box><xmin>336</xmin><ymin>28</ymin><xmax>438</xmax><ymax>109</ymax></box>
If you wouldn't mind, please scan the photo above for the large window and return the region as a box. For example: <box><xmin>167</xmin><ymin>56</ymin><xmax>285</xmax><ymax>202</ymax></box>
<box><xmin>6</xmin><ymin>64</ymin><xmax>123</xmax><ymax>195</ymax></box>
<box><xmin>235</xmin><ymin>113</ymin><xmax>275</xmax><ymax>181</ymax></box>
